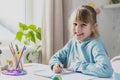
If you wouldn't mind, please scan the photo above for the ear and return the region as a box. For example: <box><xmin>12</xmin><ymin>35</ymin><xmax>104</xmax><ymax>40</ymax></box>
<box><xmin>94</xmin><ymin>23</ymin><xmax>98</xmax><ymax>29</ymax></box>
<box><xmin>92</xmin><ymin>23</ymin><xmax>98</xmax><ymax>31</ymax></box>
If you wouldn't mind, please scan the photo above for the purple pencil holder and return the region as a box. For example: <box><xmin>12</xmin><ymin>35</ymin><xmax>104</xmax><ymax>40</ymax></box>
<box><xmin>2</xmin><ymin>69</ymin><xmax>27</xmax><ymax>76</ymax></box>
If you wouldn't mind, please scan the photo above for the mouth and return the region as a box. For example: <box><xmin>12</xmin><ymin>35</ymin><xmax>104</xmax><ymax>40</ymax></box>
<box><xmin>77</xmin><ymin>33</ymin><xmax>84</xmax><ymax>36</ymax></box>
<box><xmin>74</xmin><ymin>32</ymin><xmax>84</xmax><ymax>37</ymax></box>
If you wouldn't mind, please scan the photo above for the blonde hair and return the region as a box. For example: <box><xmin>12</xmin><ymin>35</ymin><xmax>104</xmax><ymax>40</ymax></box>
<box><xmin>69</xmin><ymin>5</ymin><xmax>99</xmax><ymax>38</ymax></box>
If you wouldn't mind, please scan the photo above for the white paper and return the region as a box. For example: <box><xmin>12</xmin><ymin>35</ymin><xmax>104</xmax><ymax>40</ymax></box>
<box><xmin>34</xmin><ymin>70</ymin><xmax>55</xmax><ymax>78</ymax></box>
<box><xmin>62</xmin><ymin>72</ymin><xmax>97</xmax><ymax>80</ymax></box>
<box><xmin>34</xmin><ymin>69</ymin><xmax>73</xmax><ymax>78</ymax></box>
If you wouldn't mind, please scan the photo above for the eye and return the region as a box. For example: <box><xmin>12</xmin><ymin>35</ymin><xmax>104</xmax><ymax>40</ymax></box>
<box><xmin>81</xmin><ymin>23</ymin><xmax>87</xmax><ymax>27</ymax></box>
<box><xmin>73</xmin><ymin>23</ymin><xmax>77</xmax><ymax>26</ymax></box>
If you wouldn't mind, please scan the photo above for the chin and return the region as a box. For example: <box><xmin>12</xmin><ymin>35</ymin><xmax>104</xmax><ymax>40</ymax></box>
<box><xmin>76</xmin><ymin>37</ymin><xmax>83</xmax><ymax>42</ymax></box>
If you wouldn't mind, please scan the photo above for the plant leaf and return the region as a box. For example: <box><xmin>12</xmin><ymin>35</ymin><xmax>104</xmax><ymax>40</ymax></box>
<box><xmin>36</xmin><ymin>27</ymin><xmax>41</xmax><ymax>33</ymax></box>
<box><xmin>24</xmin><ymin>40</ymin><xmax>30</xmax><ymax>45</ymax></box>
<box><xmin>36</xmin><ymin>32</ymin><xmax>41</xmax><ymax>40</ymax></box>
<box><xmin>16</xmin><ymin>31</ymin><xmax>24</xmax><ymax>41</ymax></box>
<box><xmin>25</xmin><ymin>32</ymin><xmax>32</xmax><ymax>45</ymax></box>
<box><xmin>29</xmin><ymin>31</ymin><xmax>36</xmax><ymax>43</ymax></box>
<box><xmin>36</xmin><ymin>27</ymin><xmax>41</xmax><ymax>40</ymax></box>
<box><xmin>29</xmin><ymin>60</ymin><xmax>32</xmax><ymax>63</ymax></box>
<box><xmin>25</xmin><ymin>32</ymin><xmax>31</xmax><ymax>39</ymax></box>
<box><xmin>19</xmin><ymin>22</ymin><xmax>28</xmax><ymax>30</ymax></box>
<box><xmin>28</xmin><ymin>24</ymin><xmax>37</xmax><ymax>31</ymax></box>
<box><xmin>26</xmin><ymin>53</ymin><xmax>32</xmax><ymax>63</ymax></box>
<box><xmin>26</xmin><ymin>53</ymin><xmax>30</xmax><ymax>60</ymax></box>
<box><xmin>32</xmin><ymin>50</ymin><xmax>37</xmax><ymax>55</ymax></box>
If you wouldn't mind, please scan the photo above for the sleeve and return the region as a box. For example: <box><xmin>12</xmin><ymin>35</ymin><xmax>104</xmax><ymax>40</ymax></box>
<box><xmin>49</xmin><ymin>39</ymin><xmax>72</xmax><ymax>70</ymax></box>
<box><xmin>72</xmin><ymin>41</ymin><xmax>113</xmax><ymax>78</ymax></box>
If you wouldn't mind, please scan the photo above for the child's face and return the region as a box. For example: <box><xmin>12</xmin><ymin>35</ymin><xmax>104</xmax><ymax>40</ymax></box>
<box><xmin>73</xmin><ymin>21</ymin><xmax>95</xmax><ymax>42</ymax></box>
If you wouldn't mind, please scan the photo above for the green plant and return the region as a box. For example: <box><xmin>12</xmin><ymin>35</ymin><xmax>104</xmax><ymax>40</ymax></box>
<box><xmin>16</xmin><ymin>22</ymin><xmax>42</xmax><ymax>63</ymax></box>
<box><xmin>111</xmin><ymin>0</ymin><xmax>120</xmax><ymax>4</ymax></box>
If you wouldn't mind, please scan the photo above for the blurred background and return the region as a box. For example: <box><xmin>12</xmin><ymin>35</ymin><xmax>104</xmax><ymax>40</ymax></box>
<box><xmin>0</xmin><ymin>0</ymin><xmax>120</xmax><ymax>65</ymax></box>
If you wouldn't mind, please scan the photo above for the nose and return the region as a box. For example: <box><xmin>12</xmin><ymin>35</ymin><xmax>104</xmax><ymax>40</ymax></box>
<box><xmin>76</xmin><ymin>25</ymin><xmax>81</xmax><ymax>33</ymax></box>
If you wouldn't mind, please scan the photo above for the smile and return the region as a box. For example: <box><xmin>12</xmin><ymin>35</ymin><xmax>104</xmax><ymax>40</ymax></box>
<box><xmin>76</xmin><ymin>33</ymin><xmax>84</xmax><ymax>36</ymax></box>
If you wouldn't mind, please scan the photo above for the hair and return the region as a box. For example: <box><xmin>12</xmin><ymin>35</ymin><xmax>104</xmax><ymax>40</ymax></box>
<box><xmin>69</xmin><ymin>5</ymin><xmax>99</xmax><ymax>38</ymax></box>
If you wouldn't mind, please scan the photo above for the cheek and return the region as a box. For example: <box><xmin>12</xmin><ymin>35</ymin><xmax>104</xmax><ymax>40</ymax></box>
<box><xmin>72</xmin><ymin>27</ymin><xmax>76</xmax><ymax>34</ymax></box>
<box><xmin>87</xmin><ymin>29</ymin><xmax>93</xmax><ymax>34</ymax></box>
<box><xmin>84</xmin><ymin>28</ymin><xmax>92</xmax><ymax>34</ymax></box>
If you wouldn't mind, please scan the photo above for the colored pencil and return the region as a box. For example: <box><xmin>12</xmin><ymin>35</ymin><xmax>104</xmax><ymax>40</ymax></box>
<box><xmin>16</xmin><ymin>45</ymin><xmax>26</xmax><ymax>69</ymax></box>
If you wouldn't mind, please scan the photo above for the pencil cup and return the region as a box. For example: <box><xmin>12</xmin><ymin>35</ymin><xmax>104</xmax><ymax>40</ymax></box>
<box><xmin>1</xmin><ymin>57</ymin><xmax>27</xmax><ymax>76</ymax></box>
<box><xmin>1</xmin><ymin>45</ymin><xmax>27</xmax><ymax>76</ymax></box>
<box><xmin>2</xmin><ymin>69</ymin><xmax>27</xmax><ymax>76</ymax></box>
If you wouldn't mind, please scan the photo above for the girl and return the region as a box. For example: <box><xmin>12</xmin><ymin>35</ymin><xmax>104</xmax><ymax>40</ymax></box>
<box><xmin>49</xmin><ymin>5</ymin><xmax>113</xmax><ymax>78</ymax></box>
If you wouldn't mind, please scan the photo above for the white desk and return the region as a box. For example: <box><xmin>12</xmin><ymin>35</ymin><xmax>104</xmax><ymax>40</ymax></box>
<box><xmin>0</xmin><ymin>63</ymin><xmax>114</xmax><ymax>80</ymax></box>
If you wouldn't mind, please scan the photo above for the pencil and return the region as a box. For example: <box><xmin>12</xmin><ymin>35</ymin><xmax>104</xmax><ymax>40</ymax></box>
<box><xmin>11</xmin><ymin>43</ymin><xmax>16</xmax><ymax>55</ymax></box>
<box><xmin>10</xmin><ymin>43</ymin><xmax>17</xmax><ymax>63</ymax></box>
<box><xmin>9</xmin><ymin>45</ymin><xmax>17</xmax><ymax>69</ymax></box>
<box><xmin>15</xmin><ymin>44</ymin><xmax>23</xmax><ymax>69</ymax></box>
<box><xmin>16</xmin><ymin>45</ymin><xmax>26</xmax><ymax>69</ymax></box>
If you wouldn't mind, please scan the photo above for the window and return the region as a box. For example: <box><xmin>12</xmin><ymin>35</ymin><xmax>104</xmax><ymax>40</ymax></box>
<box><xmin>0</xmin><ymin>0</ymin><xmax>43</xmax><ymax>41</ymax></box>
<box><xmin>0</xmin><ymin>0</ymin><xmax>25</xmax><ymax>41</ymax></box>
<box><xmin>0</xmin><ymin>0</ymin><xmax>43</xmax><ymax>64</ymax></box>
<box><xmin>26</xmin><ymin>0</ymin><xmax>43</xmax><ymax>27</ymax></box>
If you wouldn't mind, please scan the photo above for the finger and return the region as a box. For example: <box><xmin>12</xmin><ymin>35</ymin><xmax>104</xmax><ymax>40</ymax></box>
<box><xmin>53</xmin><ymin>65</ymin><xmax>62</xmax><ymax>73</ymax></box>
<box><xmin>60</xmin><ymin>64</ymin><xmax>64</xmax><ymax>68</ymax></box>
<box><xmin>54</xmin><ymin>68</ymin><xmax>62</xmax><ymax>73</ymax></box>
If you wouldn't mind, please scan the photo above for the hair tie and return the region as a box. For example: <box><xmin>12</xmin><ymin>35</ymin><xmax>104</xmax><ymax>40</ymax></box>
<box><xmin>88</xmin><ymin>2</ymin><xmax>101</xmax><ymax>14</ymax></box>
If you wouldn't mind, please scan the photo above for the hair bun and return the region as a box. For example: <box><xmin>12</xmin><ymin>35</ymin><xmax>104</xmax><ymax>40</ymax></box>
<box><xmin>88</xmin><ymin>2</ymin><xmax>101</xmax><ymax>14</ymax></box>
<box><xmin>95</xmin><ymin>8</ymin><xmax>101</xmax><ymax>14</ymax></box>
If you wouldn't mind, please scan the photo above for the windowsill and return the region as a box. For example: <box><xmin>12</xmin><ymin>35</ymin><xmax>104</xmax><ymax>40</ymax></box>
<box><xmin>103</xmin><ymin>3</ymin><xmax>120</xmax><ymax>9</ymax></box>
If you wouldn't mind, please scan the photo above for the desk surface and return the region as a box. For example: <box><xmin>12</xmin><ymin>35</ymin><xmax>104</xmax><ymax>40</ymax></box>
<box><xmin>0</xmin><ymin>63</ymin><xmax>114</xmax><ymax>80</ymax></box>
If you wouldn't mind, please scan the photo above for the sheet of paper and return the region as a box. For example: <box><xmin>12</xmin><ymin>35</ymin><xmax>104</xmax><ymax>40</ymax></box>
<box><xmin>62</xmin><ymin>72</ymin><xmax>97</xmax><ymax>80</ymax></box>
<box><xmin>31</xmin><ymin>64</ymin><xmax>112</xmax><ymax>80</ymax></box>
<box><xmin>34</xmin><ymin>69</ymin><xmax>55</xmax><ymax>78</ymax></box>
<box><xmin>34</xmin><ymin>69</ymin><xmax>73</xmax><ymax>78</ymax></box>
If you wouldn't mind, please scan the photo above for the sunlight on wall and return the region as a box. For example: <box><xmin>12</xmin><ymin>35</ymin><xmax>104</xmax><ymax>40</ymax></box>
<box><xmin>0</xmin><ymin>0</ymin><xmax>25</xmax><ymax>34</ymax></box>
<box><xmin>0</xmin><ymin>0</ymin><xmax>43</xmax><ymax>65</ymax></box>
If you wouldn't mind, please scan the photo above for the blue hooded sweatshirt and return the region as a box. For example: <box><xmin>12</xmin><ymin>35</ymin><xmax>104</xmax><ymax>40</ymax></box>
<box><xmin>49</xmin><ymin>37</ymin><xmax>113</xmax><ymax>78</ymax></box>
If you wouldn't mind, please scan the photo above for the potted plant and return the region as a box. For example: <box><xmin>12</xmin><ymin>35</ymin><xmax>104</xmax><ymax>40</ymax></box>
<box><xmin>111</xmin><ymin>0</ymin><xmax>120</xmax><ymax>4</ymax></box>
<box><xmin>16</xmin><ymin>22</ymin><xmax>42</xmax><ymax>63</ymax></box>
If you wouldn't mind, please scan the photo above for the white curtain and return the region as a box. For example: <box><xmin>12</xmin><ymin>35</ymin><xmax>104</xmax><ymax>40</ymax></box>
<box><xmin>42</xmin><ymin>0</ymin><xmax>64</xmax><ymax>64</ymax></box>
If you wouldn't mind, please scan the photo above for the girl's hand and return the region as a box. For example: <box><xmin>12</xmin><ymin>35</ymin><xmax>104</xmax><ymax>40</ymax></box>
<box><xmin>53</xmin><ymin>64</ymin><xmax>63</xmax><ymax>73</ymax></box>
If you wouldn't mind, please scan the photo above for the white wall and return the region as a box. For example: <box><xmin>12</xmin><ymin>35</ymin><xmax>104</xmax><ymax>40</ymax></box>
<box><xmin>72</xmin><ymin>0</ymin><xmax>120</xmax><ymax>59</ymax></box>
<box><xmin>0</xmin><ymin>0</ymin><xmax>25</xmax><ymax>34</ymax></box>
<box><xmin>101</xmin><ymin>8</ymin><xmax>120</xmax><ymax>58</ymax></box>
<box><xmin>72</xmin><ymin>0</ymin><xmax>109</xmax><ymax>10</ymax></box>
